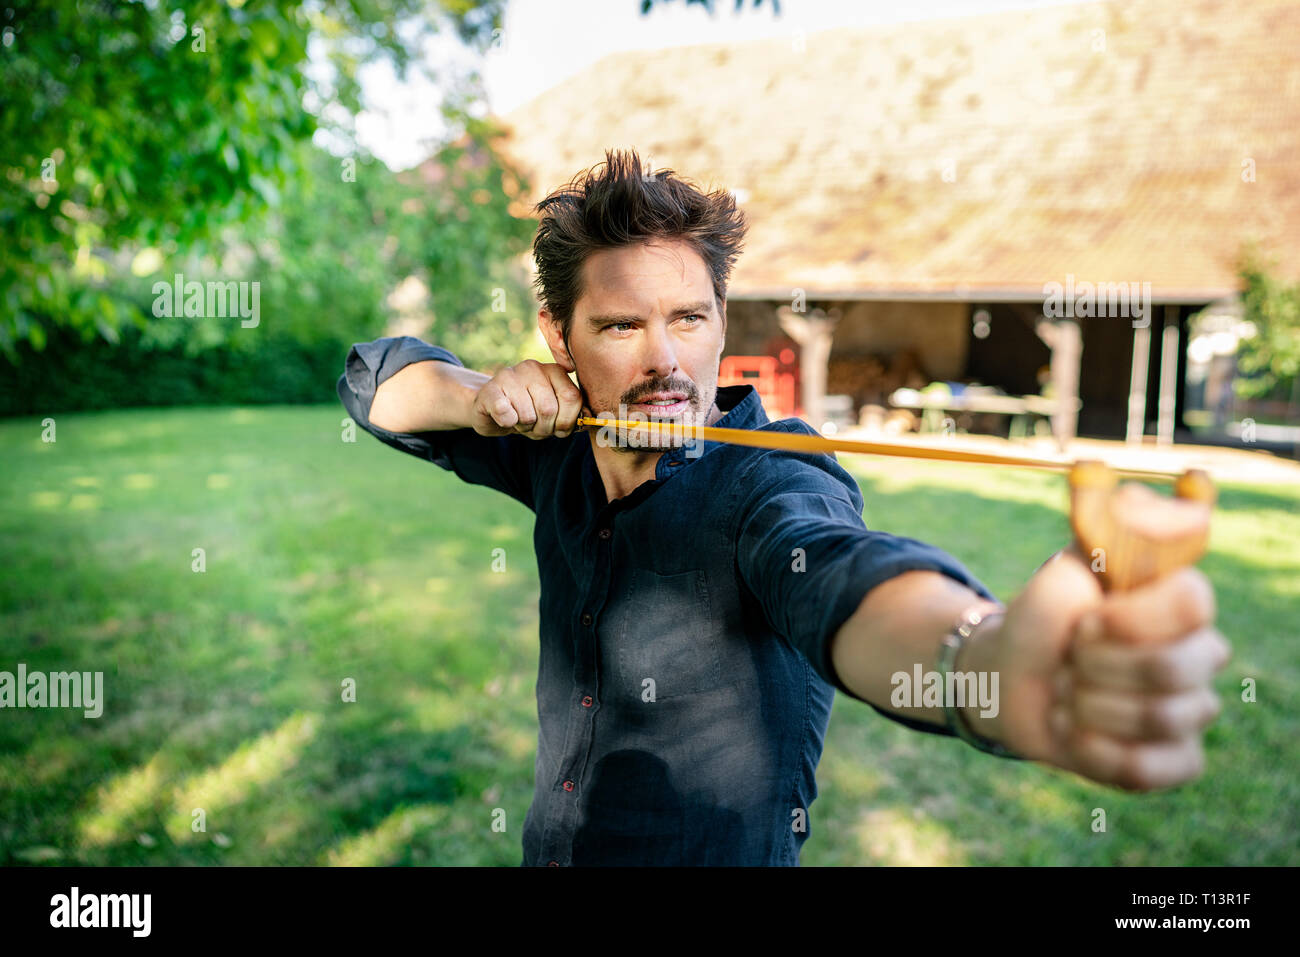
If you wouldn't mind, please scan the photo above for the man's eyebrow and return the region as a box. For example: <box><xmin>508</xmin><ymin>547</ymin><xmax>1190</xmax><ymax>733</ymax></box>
<box><xmin>585</xmin><ymin>302</ymin><xmax>712</xmax><ymax>326</ymax></box>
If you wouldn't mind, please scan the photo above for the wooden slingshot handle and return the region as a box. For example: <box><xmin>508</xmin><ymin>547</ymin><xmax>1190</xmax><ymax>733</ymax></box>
<box><xmin>1067</xmin><ymin>460</ymin><xmax>1216</xmax><ymax>592</ymax></box>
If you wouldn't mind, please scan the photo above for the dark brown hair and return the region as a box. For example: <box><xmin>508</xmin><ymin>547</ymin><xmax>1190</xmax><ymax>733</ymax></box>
<box><xmin>531</xmin><ymin>148</ymin><xmax>747</xmax><ymax>346</ymax></box>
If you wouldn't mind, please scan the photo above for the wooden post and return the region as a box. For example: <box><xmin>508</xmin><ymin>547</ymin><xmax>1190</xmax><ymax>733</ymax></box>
<box><xmin>1035</xmin><ymin>318</ymin><xmax>1082</xmax><ymax>453</ymax></box>
<box><xmin>1127</xmin><ymin>322</ymin><xmax>1152</xmax><ymax>444</ymax></box>
<box><xmin>1156</xmin><ymin>304</ymin><xmax>1180</xmax><ymax>446</ymax></box>
<box><xmin>777</xmin><ymin>305</ymin><xmax>841</xmax><ymax>430</ymax></box>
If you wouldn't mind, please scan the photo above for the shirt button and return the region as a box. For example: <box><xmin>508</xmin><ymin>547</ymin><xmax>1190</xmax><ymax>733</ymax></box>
<box><xmin>548</xmin><ymin>860</ymin><xmax>559</xmax><ymax>867</ymax></box>
<box><xmin>581</xmin><ymin>695</ymin><xmax>593</xmax><ymax>707</ymax></box>
<box><xmin>562</xmin><ymin>780</ymin><xmax>575</xmax><ymax>792</ymax></box>
<box><xmin>581</xmin><ymin>613</ymin><xmax>592</xmax><ymax>626</ymax></box>
<box><xmin>597</xmin><ymin>527</ymin><xmax>611</xmax><ymax>540</ymax></box>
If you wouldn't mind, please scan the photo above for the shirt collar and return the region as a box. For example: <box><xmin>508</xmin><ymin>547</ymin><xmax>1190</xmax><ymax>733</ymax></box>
<box><xmin>653</xmin><ymin>384</ymin><xmax>767</xmax><ymax>479</ymax></box>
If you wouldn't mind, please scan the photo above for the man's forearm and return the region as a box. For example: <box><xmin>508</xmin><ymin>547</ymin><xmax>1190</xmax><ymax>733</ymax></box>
<box><xmin>369</xmin><ymin>359</ymin><xmax>489</xmax><ymax>433</ymax></box>
<box><xmin>829</xmin><ymin>569</ymin><xmax>1007</xmax><ymax>744</ymax></box>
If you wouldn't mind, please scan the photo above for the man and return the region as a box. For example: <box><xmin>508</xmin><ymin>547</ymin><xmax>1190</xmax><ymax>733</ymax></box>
<box><xmin>337</xmin><ymin>148</ymin><xmax>1229</xmax><ymax>866</ymax></box>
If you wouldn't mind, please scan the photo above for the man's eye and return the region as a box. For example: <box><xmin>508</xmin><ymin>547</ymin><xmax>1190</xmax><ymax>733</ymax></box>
<box><xmin>681</xmin><ymin>315</ymin><xmax>703</xmax><ymax>324</ymax></box>
<box><xmin>608</xmin><ymin>321</ymin><xmax>634</xmax><ymax>332</ymax></box>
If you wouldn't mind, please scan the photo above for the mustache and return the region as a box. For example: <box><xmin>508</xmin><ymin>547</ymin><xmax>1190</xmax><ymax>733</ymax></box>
<box><xmin>623</xmin><ymin>380</ymin><xmax>698</xmax><ymax>405</ymax></box>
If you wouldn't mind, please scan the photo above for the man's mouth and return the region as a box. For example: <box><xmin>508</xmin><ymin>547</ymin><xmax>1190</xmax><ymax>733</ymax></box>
<box><xmin>630</xmin><ymin>393</ymin><xmax>690</xmax><ymax>416</ymax></box>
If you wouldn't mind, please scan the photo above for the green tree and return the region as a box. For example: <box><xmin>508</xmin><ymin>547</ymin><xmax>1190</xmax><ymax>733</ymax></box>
<box><xmin>1236</xmin><ymin>248</ymin><xmax>1300</xmax><ymax>411</ymax></box>
<box><xmin>0</xmin><ymin>0</ymin><xmax>504</xmax><ymax>357</ymax></box>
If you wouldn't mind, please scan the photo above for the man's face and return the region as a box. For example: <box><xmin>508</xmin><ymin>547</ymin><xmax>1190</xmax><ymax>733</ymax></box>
<box><xmin>540</xmin><ymin>238</ymin><xmax>726</xmax><ymax>452</ymax></box>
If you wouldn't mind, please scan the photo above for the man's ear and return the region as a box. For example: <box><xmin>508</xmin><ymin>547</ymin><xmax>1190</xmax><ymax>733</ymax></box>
<box><xmin>539</xmin><ymin>309</ymin><xmax>576</xmax><ymax>373</ymax></box>
<box><xmin>718</xmin><ymin>297</ymin><xmax>727</xmax><ymax>355</ymax></box>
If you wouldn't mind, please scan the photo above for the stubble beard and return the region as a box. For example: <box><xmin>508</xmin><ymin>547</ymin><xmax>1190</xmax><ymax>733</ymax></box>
<box><xmin>579</xmin><ymin>382</ymin><xmax>703</xmax><ymax>454</ymax></box>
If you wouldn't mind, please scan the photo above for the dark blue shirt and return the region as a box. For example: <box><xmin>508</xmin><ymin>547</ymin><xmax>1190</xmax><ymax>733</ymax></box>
<box><xmin>338</xmin><ymin>336</ymin><xmax>999</xmax><ymax>866</ymax></box>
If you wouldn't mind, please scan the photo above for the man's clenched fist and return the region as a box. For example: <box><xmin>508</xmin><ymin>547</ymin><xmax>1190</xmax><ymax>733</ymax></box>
<box><xmin>472</xmin><ymin>359</ymin><xmax>585</xmax><ymax>439</ymax></box>
<box><xmin>975</xmin><ymin>543</ymin><xmax>1231</xmax><ymax>792</ymax></box>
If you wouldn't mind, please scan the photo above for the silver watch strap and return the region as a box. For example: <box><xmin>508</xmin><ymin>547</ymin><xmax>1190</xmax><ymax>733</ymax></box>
<box><xmin>937</xmin><ymin>604</ymin><xmax>1024</xmax><ymax>760</ymax></box>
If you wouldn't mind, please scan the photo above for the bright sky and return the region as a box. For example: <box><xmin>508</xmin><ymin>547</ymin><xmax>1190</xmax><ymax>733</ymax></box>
<box><xmin>355</xmin><ymin>0</ymin><xmax>1104</xmax><ymax>170</ymax></box>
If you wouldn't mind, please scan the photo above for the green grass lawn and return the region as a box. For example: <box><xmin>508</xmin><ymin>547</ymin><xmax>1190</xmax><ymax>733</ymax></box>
<box><xmin>1</xmin><ymin>405</ymin><xmax>1296</xmax><ymax>865</ymax></box>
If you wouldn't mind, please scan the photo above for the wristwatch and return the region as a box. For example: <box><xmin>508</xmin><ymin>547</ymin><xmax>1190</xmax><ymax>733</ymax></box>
<box><xmin>935</xmin><ymin>602</ymin><xmax>1025</xmax><ymax>760</ymax></box>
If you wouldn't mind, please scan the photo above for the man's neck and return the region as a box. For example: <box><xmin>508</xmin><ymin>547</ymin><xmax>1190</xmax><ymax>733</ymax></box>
<box><xmin>592</xmin><ymin>399</ymin><xmax>725</xmax><ymax>504</ymax></box>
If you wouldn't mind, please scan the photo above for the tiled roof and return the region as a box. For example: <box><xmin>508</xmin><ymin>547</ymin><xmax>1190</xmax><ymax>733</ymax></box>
<box><xmin>497</xmin><ymin>0</ymin><xmax>1300</xmax><ymax>301</ymax></box>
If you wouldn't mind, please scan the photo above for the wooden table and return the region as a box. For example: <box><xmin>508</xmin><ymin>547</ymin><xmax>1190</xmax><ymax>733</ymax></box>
<box><xmin>888</xmin><ymin>389</ymin><xmax>1082</xmax><ymax>445</ymax></box>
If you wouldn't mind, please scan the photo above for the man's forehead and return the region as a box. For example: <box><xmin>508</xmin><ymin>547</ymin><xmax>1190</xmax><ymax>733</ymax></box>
<box><xmin>576</xmin><ymin>242</ymin><xmax>713</xmax><ymax>315</ymax></box>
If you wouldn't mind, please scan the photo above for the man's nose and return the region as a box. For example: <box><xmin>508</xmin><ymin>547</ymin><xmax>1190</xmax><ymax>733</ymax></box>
<box><xmin>641</xmin><ymin>322</ymin><xmax>679</xmax><ymax>378</ymax></box>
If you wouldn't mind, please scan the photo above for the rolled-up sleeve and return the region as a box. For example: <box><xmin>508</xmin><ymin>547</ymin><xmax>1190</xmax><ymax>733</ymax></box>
<box><xmin>337</xmin><ymin>336</ymin><xmax>543</xmax><ymax>511</ymax></box>
<box><xmin>733</xmin><ymin>422</ymin><xmax>998</xmax><ymax>738</ymax></box>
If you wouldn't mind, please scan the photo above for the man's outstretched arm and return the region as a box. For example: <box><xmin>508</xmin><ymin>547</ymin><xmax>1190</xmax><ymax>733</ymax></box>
<box><xmin>731</xmin><ymin>434</ymin><xmax>1229</xmax><ymax>792</ymax></box>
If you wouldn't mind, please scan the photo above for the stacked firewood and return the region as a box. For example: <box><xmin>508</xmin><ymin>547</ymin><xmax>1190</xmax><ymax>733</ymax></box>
<box><xmin>827</xmin><ymin>349</ymin><xmax>929</xmax><ymax>407</ymax></box>
<box><xmin>826</xmin><ymin>350</ymin><xmax>929</xmax><ymax>432</ymax></box>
